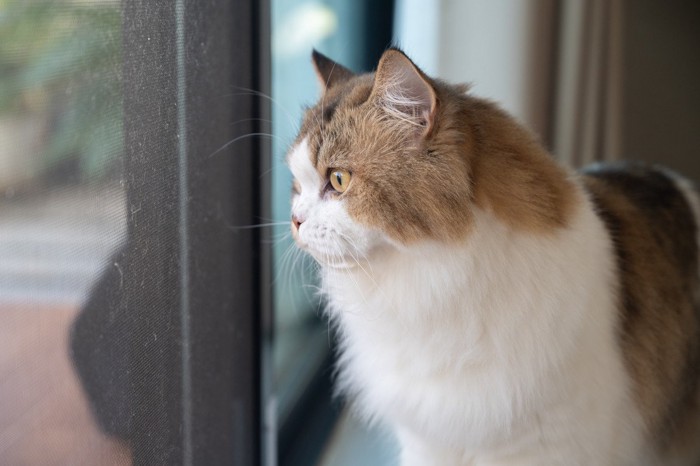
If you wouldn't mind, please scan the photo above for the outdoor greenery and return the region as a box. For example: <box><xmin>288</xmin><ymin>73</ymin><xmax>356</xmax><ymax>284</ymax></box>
<box><xmin>0</xmin><ymin>0</ymin><xmax>122</xmax><ymax>181</ymax></box>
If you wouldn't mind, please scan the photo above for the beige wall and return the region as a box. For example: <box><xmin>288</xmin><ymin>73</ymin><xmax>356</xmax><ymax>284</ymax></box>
<box><xmin>394</xmin><ymin>0</ymin><xmax>558</xmax><ymax>145</ymax></box>
<box><xmin>436</xmin><ymin>0</ymin><xmax>558</xmax><ymax>145</ymax></box>
<box><xmin>395</xmin><ymin>0</ymin><xmax>700</xmax><ymax>175</ymax></box>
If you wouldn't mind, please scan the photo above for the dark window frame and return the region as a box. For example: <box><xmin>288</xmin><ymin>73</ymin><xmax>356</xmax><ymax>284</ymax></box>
<box><xmin>119</xmin><ymin>1</ymin><xmax>270</xmax><ymax>463</ymax></box>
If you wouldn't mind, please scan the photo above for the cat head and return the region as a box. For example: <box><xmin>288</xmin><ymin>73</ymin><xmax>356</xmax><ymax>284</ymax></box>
<box><xmin>288</xmin><ymin>48</ymin><xmax>474</xmax><ymax>269</ymax></box>
<box><xmin>288</xmin><ymin>48</ymin><xmax>573</xmax><ymax>269</ymax></box>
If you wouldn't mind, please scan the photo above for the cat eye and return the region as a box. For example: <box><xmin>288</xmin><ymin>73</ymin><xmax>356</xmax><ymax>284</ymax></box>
<box><xmin>329</xmin><ymin>169</ymin><xmax>351</xmax><ymax>193</ymax></box>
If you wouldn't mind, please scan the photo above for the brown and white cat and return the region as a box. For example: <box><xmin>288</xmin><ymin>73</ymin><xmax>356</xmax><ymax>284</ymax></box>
<box><xmin>288</xmin><ymin>48</ymin><xmax>700</xmax><ymax>465</ymax></box>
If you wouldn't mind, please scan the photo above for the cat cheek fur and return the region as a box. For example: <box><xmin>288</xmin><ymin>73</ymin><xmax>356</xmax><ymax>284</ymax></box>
<box><xmin>288</xmin><ymin>137</ymin><xmax>384</xmax><ymax>267</ymax></box>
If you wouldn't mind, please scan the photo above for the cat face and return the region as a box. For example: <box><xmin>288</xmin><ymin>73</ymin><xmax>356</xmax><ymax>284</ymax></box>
<box><xmin>288</xmin><ymin>50</ymin><xmax>475</xmax><ymax>267</ymax></box>
<box><xmin>288</xmin><ymin>135</ymin><xmax>385</xmax><ymax>269</ymax></box>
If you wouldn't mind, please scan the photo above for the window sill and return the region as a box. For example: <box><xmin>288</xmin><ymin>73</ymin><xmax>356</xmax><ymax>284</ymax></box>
<box><xmin>318</xmin><ymin>409</ymin><xmax>399</xmax><ymax>466</ymax></box>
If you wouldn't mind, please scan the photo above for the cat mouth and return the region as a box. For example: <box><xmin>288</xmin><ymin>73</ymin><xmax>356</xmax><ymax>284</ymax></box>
<box><xmin>319</xmin><ymin>259</ymin><xmax>358</xmax><ymax>270</ymax></box>
<box><xmin>292</xmin><ymin>229</ymin><xmax>367</xmax><ymax>270</ymax></box>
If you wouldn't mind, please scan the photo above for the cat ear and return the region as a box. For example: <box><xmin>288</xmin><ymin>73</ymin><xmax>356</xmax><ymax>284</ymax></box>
<box><xmin>312</xmin><ymin>49</ymin><xmax>355</xmax><ymax>92</ymax></box>
<box><xmin>371</xmin><ymin>49</ymin><xmax>437</xmax><ymax>135</ymax></box>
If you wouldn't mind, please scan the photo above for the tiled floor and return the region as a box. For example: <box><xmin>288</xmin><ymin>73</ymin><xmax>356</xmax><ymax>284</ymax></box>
<box><xmin>0</xmin><ymin>304</ymin><xmax>131</xmax><ymax>465</ymax></box>
<box><xmin>0</xmin><ymin>186</ymin><xmax>129</xmax><ymax>464</ymax></box>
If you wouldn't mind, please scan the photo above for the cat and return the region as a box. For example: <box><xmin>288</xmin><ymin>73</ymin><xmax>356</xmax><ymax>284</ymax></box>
<box><xmin>288</xmin><ymin>48</ymin><xmax>700</xmax><ymax>465</ymax></box>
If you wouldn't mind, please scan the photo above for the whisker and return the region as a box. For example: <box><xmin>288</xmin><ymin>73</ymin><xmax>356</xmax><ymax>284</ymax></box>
<box><xmin>274</xmin><ymin>240</ymin><xmax>297</xmax><ymax>292</ymax></box>
<box><xmin>329</xmin><ymin>237</ymin><xmax>372</xmax><ymax>314</ymax></box>
<box><xmin>230</xmin><ymin>117</ymin><xmax>274</xmax><ymax>127</ymax></box>
<box><xmin>269</xmin><ymin>229</ymin><xmax>292</xmax><ymax>242</ymax></box>
<box><xmin>227</xmin><ymin>221</ymin><xmax>289</xmax><ymax>231</ymax></box>
<box><xmin>206</xmin><ymin>132</ymin><xmax>285</xmax><ymax>160</ymax></box>
<box><xmin>227</xmin><ymin>87</ymin><xmax>300</xmax><ymax>134</ymax></box>
<box><xmin>260</xmin><ymin>158</ymin><xmax>293</xmax><ymax>179</ymax></box>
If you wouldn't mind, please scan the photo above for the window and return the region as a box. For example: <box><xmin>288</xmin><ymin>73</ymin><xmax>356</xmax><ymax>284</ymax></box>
<box><xmin>271</xmin><ymin>1</ymin><xmax>394</xmax><ymax>464</ymax></box>
<box><xmin>1</xmin><ymin>1</ymin><xmax>268</xmax><ymax>464</ymax></box>
<box><xmin>1</xmin><ymin>1</ymin><xmax>129</xmax><ymax>463</ymax></box>
<box><xmin>0</xmin><ymin>1</ymin><xmax>401</xmax><ymax>464</ymax></box>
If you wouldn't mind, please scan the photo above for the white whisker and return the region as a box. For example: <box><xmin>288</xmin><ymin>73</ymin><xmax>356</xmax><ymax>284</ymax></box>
<box><xmin>227</xmin><ymin>221</ymin><xmax>289</xmax><ymax>231</ymax></box>
<box><xmin>206</xmin><ymin>132</ymin><xmax>285</xmax><ymax>160</ymax></box>
<box><xmin>228</xmin><ymin>86</ymin><xmax>300</xmax><ymax>134</ymax></box>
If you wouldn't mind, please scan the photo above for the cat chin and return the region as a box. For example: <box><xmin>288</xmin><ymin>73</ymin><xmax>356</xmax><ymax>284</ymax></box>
<box><xmin>296</xmin><ymin>228</ymin><xmax>392</xmax><ymax>270</ymax></box>
<box><xmin>318</xmin><ymin>260</ymin><xmax>359</xmax><ymax>271</ymax></box>
<box><xmin>301</xmin><ymin>247</ymin><xmax>361</xmax><ymax>270</ymax></box>
<box><xmin>292</xmin><ymin>236</ymin><xmax>343</xmax><ymax>266</ymax></box>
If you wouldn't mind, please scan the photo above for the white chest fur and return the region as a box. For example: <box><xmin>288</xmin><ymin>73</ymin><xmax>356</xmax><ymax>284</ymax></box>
<box><xmin>321</xmin><ymin>199</ymin><xmax>648</xmax><ymax>465</ymax></box>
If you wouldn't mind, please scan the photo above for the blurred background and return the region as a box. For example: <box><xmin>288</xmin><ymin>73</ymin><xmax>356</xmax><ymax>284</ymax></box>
<box><xmin>0</xmin><ymin>0</ymin><xmax>698</xmax><ymax>465</ymax></box>
<box><xmin>0</xmin><ymin>1</ymin><xmax>129</xmax><ymax>464</ymax></box>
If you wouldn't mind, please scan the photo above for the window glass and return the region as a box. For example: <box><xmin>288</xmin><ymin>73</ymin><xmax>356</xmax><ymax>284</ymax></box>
<box><xmin>0</xmin><ymin>1</ymin><xmax>129</xmax><ymax>463</ymax></box>
<box><xmin>270</xmin><ymin>8</ymin><xmax>396</xmax><ymax>462</ymax></box>
<box><xmin>271</xmin><ymin>0</ymin><xmax>371</xmax><ymax>425</ymax></box>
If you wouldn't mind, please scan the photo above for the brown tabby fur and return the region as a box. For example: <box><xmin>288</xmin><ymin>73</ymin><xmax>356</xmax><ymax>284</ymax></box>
<box><xmin>298</xmin><ymin>50</ymin><xmax>576</xmax><ymax>244</ymax></box>
<box><xmin>583</xmin><ymin>165</ymin><xmax>700</xmax><ymax>455</ymax></box>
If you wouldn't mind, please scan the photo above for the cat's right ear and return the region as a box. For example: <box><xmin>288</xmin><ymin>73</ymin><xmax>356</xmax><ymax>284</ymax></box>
<box><xmin>370</xmin><ymin>49</ymin><xmax>437</xmax><ymax>137</ymax></box>
<box><xmin>312</xmin><ymin>49</ymin><xmax>355</xmax><ymax>92</ymax></box>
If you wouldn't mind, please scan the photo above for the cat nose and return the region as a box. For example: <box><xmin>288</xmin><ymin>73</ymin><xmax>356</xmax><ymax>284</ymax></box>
<box><xmin>292</xmin><ymin>214</ymin><xmax>304</xmax><ymax>231</ymax></box>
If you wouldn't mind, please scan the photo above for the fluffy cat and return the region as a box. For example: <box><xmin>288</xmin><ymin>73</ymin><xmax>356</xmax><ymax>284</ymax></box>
<box><xmin>288</xmin><ymin>48</ymin><xmax>700</xmax><ymax>465</ymax></box>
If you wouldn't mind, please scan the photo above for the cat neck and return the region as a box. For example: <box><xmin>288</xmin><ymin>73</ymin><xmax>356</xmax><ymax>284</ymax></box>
<box><xmin>321</xmin><ymin>190</ymin><xmax>613</xmax><ymax>349</ymax></box>
<box><xmin>458</xmin><ymin>93</ymin><xmax>578</xmax><ymax>234</ymax></box>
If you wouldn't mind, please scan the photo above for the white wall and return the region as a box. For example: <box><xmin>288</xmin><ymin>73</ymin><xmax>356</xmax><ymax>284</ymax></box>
<box><xmin>394</xmin><ymin>0</ymin><xmax>557</xmax><ymax>144</ymax></box>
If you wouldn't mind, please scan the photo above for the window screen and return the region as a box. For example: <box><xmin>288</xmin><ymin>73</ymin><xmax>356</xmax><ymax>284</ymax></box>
<box><xmin>0</xmin><ymin>2</ymin><xmax>129</xmax><ymax>463</ymax></box>
<box><xmin>0</xmin><ymin>1</ymin><xmax>269</xmax><ymax>464</ymax></box>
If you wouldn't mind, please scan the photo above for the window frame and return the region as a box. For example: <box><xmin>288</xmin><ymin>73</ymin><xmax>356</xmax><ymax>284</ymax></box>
<box><xmin>120</xmin><ymin>0</ymin><xmax>271</xmax><ymax>463</ymax></box>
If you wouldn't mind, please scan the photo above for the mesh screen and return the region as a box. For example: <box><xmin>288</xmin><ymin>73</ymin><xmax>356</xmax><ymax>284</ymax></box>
<box><xmin>0</xmin><ymin>1</ymin><xmax>265</xmax><ymax>464</ymax></box>
<box><xmin>0</xmin><ymin>1</ymin><xmax>131</xmax><ymax>463</ymax></box>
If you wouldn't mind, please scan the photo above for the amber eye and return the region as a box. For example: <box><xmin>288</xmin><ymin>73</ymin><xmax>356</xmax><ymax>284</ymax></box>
<box><xmin>329</xmin><ymin>169</ymin><xmax>351</xmax><ymax>193</ymax></box>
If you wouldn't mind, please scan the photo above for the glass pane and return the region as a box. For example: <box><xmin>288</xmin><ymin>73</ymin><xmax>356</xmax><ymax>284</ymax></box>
<box><xmin>271</xmin><ymin>0</ymin><xmax>370</xmax><ymax>424</ymax></box>
<box><xmin>0</xmin><ymin>1</ymin><xmax>129</xmax><ymax>463</ymax></box>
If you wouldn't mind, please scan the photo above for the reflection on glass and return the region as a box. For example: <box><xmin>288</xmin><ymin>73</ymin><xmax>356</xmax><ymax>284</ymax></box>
<box><xmin>271</xmin><ymin>0</ymin><xmax>372</xmax><ymax>431</ymax></box>
<box><xmin>0</xmin><ymin>1</ymin><xmax>129</xmax><ymax>463</ymax></box>
<box><xmin>271</xmin><ymin>0</ymin><xmax>335</xmax><ymax>396</ymax></box>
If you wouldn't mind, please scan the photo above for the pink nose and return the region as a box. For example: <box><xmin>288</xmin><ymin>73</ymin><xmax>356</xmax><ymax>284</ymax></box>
<box><xmin>292</xmin><ymin>214</ymin><xmax>304</xmax><ymax>231</ymax></box>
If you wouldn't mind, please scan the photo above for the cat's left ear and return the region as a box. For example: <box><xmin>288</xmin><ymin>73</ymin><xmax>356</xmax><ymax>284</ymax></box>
<box><xmin>371</xmin><ymin>49</ymin><xmax>437</xmax><ymax>136</ymax></box>
<box><xmin>312</xmin><ymin>49</ymin><xmax>355</xmax><ymax>92</ymax></box>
